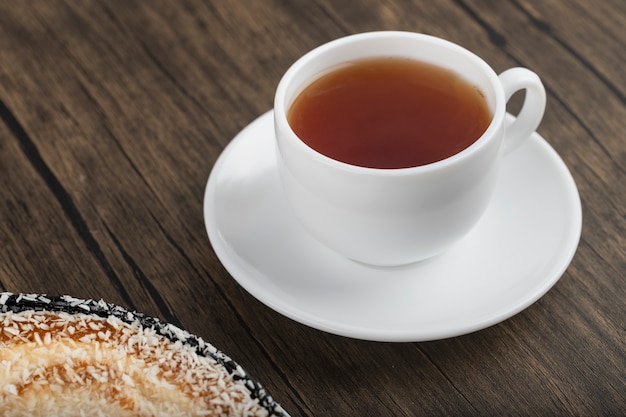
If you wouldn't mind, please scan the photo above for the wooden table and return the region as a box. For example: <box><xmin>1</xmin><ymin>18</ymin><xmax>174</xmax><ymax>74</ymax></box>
<box><xmin>1</xmin><ymin>1</ymin><xmax>624</xmax><ymax>415</ymax></box>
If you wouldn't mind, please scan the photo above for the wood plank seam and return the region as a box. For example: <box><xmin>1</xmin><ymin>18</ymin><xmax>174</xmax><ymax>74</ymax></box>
<box><xmin>0</xmin><ymin>99</ymin><xmax>135</xmax><ymax>309</ymax></box>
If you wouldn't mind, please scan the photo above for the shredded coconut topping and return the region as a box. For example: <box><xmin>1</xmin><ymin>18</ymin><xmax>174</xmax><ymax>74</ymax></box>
<box><xmin>0</xmin><ymin>311</ymin><xmax>270</xmax><ymax>417</ymax></box>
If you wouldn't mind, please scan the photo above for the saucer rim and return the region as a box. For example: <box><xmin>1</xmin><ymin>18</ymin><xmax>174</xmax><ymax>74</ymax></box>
<box><xmin>204</xmin><ymin>110</ymin><xmax>582</xmax><ymax>342</ymax></box>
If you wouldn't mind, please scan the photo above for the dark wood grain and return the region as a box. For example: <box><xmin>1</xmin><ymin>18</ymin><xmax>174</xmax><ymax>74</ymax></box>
<box><xmin>0</xmin><ymin>1</ymin><xmax>624</xmax><ymax>416</ymax></box>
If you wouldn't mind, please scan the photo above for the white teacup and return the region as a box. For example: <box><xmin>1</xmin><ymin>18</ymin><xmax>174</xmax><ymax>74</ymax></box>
<box><xmin>274</xmin><ymin>31</ymin><xmax>546</xmax><ymax>266</ymax></box>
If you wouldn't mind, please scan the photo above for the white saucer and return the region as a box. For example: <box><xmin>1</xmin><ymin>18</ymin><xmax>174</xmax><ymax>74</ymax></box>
<box><xmin>203</xmin><ymin>111</ymin><xmax>582</xmax><ymax>342</ymax></box>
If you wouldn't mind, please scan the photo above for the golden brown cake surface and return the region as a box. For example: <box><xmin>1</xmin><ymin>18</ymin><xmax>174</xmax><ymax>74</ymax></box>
<box><xmin>0</xmin><ymin>310</ymin><xmax>270</xmax><ymax>417</ymax></box>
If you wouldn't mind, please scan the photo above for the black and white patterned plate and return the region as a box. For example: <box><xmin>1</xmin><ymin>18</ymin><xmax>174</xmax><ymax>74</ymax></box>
<box><xmin>0</xmin><ymin>292</ymin><xmax>289</xmax><ymax>417</ymax></box>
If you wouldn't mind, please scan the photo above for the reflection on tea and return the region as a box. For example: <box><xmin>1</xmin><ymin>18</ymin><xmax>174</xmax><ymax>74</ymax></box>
<box><xmin>288</xmin><ymin>58</ymin><xmax>491</xmax><ymax>168</ymax></box>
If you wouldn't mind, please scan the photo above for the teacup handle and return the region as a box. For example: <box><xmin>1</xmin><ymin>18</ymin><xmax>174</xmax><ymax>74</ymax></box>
<box><xmin>498</xmin><ymin>68</ymin><xmax>546</xmax><ymax>154</ymax></box>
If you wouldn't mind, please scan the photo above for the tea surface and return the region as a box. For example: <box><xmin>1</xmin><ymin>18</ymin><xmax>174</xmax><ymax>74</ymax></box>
<box><xmin>288</xmin><ymin>58</ymin><xmax>491</xmax><ymax>168</ymax></box>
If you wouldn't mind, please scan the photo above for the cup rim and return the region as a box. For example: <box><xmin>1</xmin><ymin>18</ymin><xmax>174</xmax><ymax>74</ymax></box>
<box><xmin>274</xmin><ymin>31</ymin><xmax>506</xmax><ymax>175</ymax></box>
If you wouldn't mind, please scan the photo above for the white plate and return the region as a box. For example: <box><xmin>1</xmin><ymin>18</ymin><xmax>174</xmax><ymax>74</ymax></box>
<box><xmin>203</xmin><ymin>111</ymin><xmax>582</xmax><ymax>342</ymax></box>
